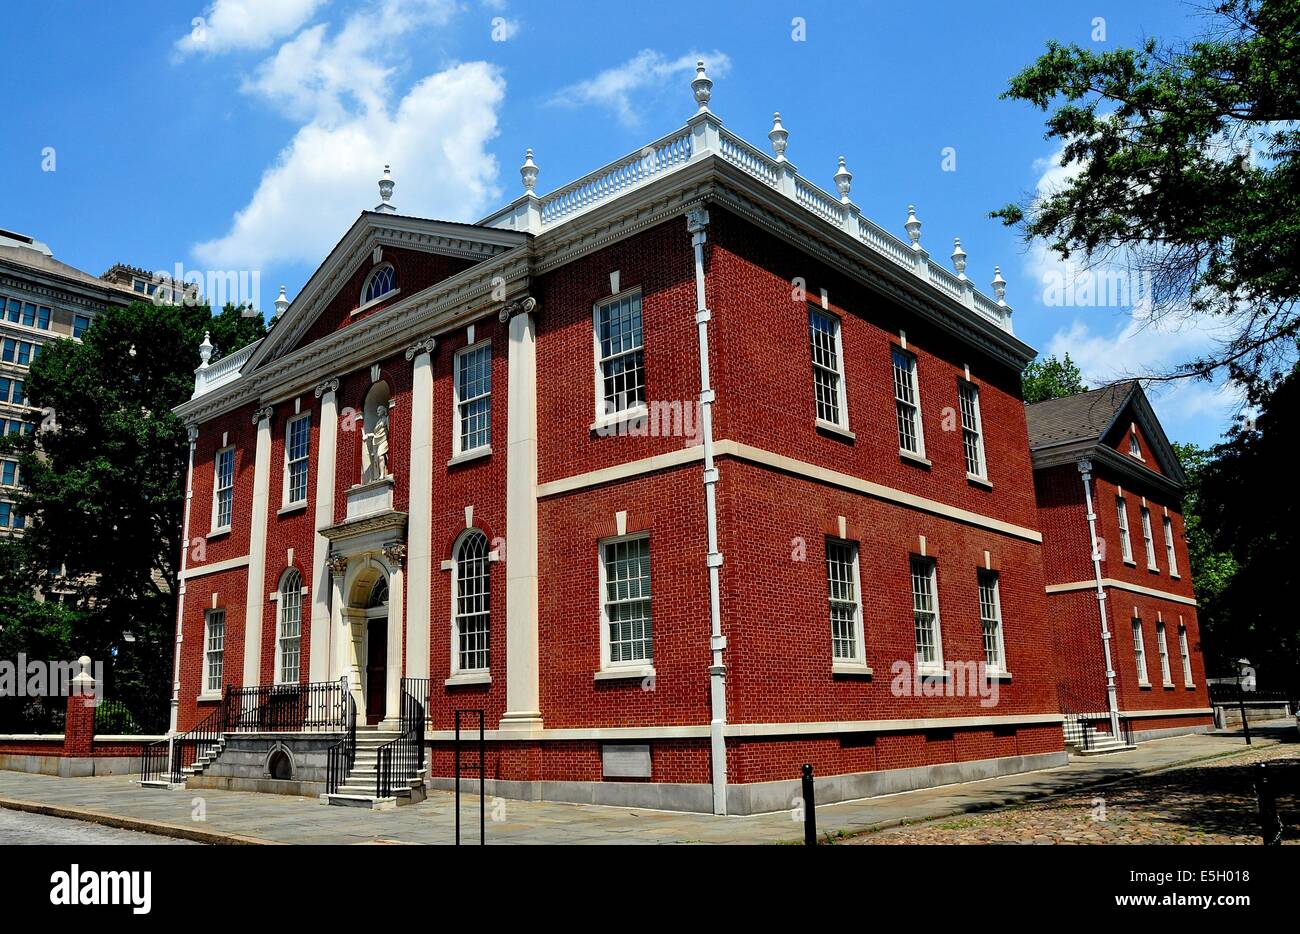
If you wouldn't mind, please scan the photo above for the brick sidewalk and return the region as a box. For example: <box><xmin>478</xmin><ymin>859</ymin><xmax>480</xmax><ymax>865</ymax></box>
<box><xmin>0</xmin><ymin>728</ymin><xmax>1288</xmax><ymax>845</ymax></box>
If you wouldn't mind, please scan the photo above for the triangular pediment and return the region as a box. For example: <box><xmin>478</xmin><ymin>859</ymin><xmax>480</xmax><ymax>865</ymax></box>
<box><xmin>245</xmin><ymin>211</ymin><xmax>526</xmax><ymax>372</ymax></box>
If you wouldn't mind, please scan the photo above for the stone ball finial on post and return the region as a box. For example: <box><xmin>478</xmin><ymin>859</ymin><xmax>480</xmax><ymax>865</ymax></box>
<box><xmin>691</xmin><ymin>60</ymin><xmax>713</xmax><ymax>113</ymax></box>
<box><xmin>905</xmin><ymin>205</ymin><xmax>922</xmax><ymax>251</ymax></box>
<box><xmin>833</xmin><ymin>156</ymin><xmax>853</xmax><ymax>203</ymax></box>
<box><xmin>951</xmin><ymin>238</ymin><xmax>968</xmax><ymax>279</ymax></box>
<box><xmin>992</xmin><ymin>265</ymin><xmax>1008</xmax><ymax>305</ymax></box>
<box><xmin>520</xmin><ymin>148</ymin><xmax>539</xmax><ymax>193</ymax></box>
<box><xmin>769</xmin><ymin>112</ymin><xmax>788</xmax><ymax>161</ymax></box>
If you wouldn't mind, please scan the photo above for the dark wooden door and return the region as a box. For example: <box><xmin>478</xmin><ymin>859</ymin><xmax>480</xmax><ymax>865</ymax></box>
<box><xmin>366</xmin><ymin>618</ymin><xmax>387</xmax><ymax>724</ymax></box>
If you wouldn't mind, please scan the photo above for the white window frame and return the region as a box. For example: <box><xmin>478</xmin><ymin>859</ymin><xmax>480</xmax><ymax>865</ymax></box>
<box><xmin>598</xmin><ymin>532</ymin><xmax>654</xmax><ymax>673</ymax></box>
<box><xmin>958</xmin><ymin>379</ymin><xmax>987</xmax><ymax>479</ymax></box>
<box><xmin>1163</xmin><ymin>515</ymin><xmax>1180</xmax><ymax>577</ymax></box>
<box><xmin>1132</xmin><ymin>619</ymin><xmax>1149</xmax><ymax>686</ymax></box>
<box><xmin>452</xmin><ymin>339</ymin><xmax>493</xmax><ymax>457</ymax></box>
<box><xmin>1116</xmin><ymin>494</ymin><xmax>1134</xmax><ymax>564</ymax></box>
<box><xmin>359</xmin><ymin>263</ymin><xmax>397</xmax><ymax>308</ymax></box>
<box><xmin>1140</xmin><ymin>506</ymin><xmax>1158</xmax><ymax>571</ymax></box>
<box><xmin>212</xmin><ymin>445</ymin><xmax>235</xmax><ymax>533</ymax></box>
<box><xmin>283</xmin><ymin>413</ymin><xmax>311</xmax><ymax>507</ymax></box>
<box><xmin>1128</xmin><ymin>425</ymin><xmax>1143</xmax><ymax>459</ymax></box>
<box><xmin>450</xmin><ymin>529</ymin><xmax>491</xmax><ymax>675</ymax></box>
<box><xmin>591</xmin><ymin>288</ymin><xmax>647</xmax><ymax>427</ymax></box>
<box><xmin>1178</xmin><ymin>624</ymin><xmax>1194</xmax><ymax>686</ymax></box>
<box><xmin>978</xmin><ymin>569</ymin><xmax>1007</xmax><ymax>673</ymax></box>
<box><xmin>275</xmin><ymin>569</ymin><xmax>303</xmax><ymax>685</ymax></box>
<box><xmin>892</xmin><ymin>348</ymin><xmax>925</xmax><ymax>458</ymax></box>
<box><xmin>203</xmin><ymin>609</ymin><xmax>225</xmax><ymax>698</ymax></box>
<box><xmin>808</xmin><ymin>309</ymin><xmax>849</xmax><ymax>431</ymax></box>
<box><xmin>910</xmin><ymin>555</ymin><xmax>943</xmax><ymax>674</ymax></box>
<box><xmin>1156</xmin><ymin>622</ymin><xmax>1172</xmax><ymax>686</ymax></box>
<box><xmin>825</xmin><ymin>539</ymin><xmax>865</xmax><ymax>665</ymax></box>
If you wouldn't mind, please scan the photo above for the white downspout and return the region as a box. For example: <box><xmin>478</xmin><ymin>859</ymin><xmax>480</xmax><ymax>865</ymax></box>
<box><xmin>169</xmin><ymin>426</ymin><xmax>198</xmax><ymax>737</ymax></box>
<box><xmin>687</xmin><ymin>207</ymin><xmax>728</xmax><ymax>815</ymax></box>
<box><xmin>1077</xmin><ymin>457</ymin><xmax>1121</xmax><ymax>737</ymax></box>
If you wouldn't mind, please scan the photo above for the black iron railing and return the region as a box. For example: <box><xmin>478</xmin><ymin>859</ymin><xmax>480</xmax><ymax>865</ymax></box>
<box><xmin>226</xmin><ymin>680</ymin><xmax>345</xmax><ymax>732</ymax></box>
<box><xmin>141</xmin><ymin>704</ymin><xmax>226</xmax><ymax>784</ymax></box>
<box><xmin>326</xmin><ymin>691</ymin><xmax>357</xmax><ymax>796</ymax></box>
<box><xmin>376</xmin><ymin>679</ymin><xmax>425</xmax><ymax>798</ymax></box>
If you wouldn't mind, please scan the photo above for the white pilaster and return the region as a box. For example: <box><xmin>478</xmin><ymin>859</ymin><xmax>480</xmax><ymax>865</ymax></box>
<box><xmin>242</xmin><ymin>406</ymin><xmax>274</xmax><ymax>686</ymax></box>
<box><xmin>499</xmin><ymin>298</ymin><xmax>542</xmax><ymax>731</ymax></box>
<box><xmin>384</xmin><ymin>553</ymin><xmax>405</xmax><ymax>727</ymax></box>
<box><xmin>308</xmin><ymin>379</ymin><xmax>340</xmax><ymax>682</ymax></box>
<box><xmin>404</xmin><ymin>339</ymin><xmax>436</xmax><ymax>681</ymax></box>
<box><xmin>170</xmin><ymin>426</ymin><xmax>199</xmax><ymax>733</ymax></box>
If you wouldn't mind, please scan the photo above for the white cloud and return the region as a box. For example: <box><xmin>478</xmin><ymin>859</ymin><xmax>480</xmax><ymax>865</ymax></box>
<box><xmin>174</xmin><ymin>0</ymin><xmax>326</xmax><ymax>57</ymax></box>
<box><xmin>193</xmin><ymin>62</ymin><xmax>505</xmax><ymax>269</ymax></box>
<box><xmin>241</xmin><ymin>0</ymin><xmax>457</xmax><ymax>123</ymax></box>
<box><xmin>550</xmin><ymin>49</ymin><xmax>731</xmax><ymax>128</ymax></box>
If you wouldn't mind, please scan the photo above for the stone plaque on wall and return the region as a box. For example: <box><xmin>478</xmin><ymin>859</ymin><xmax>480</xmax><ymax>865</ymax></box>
<box><xmin>601</xmin><ymin>743</ymin><xmax>651</xmax><ymax>779</ymax></box>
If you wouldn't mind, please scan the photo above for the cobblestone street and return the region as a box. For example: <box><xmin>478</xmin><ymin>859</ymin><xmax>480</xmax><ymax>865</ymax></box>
<box><xmin>855</xmin><ymin>742</ymin><xmax>1299</xmax><ymax>845</ymax></box>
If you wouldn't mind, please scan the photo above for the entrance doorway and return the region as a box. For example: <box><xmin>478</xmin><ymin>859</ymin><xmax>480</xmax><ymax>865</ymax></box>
<box><xmin>363</xmin><ymin>575</ymin><xmax>389</xmax><ymax>725</ymax></box>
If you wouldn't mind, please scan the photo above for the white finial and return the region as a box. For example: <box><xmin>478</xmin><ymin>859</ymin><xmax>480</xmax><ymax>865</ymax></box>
<box><xmin>275</xmin><ymin>285</ymin><xmax>289</xmax><ymax>317</ymax></box>
<box><xmin>769</xmin><ymin>112</ymin><xmax>788</xmax><ymax>161</ymax></box>
<box><xmin>691</xmin><ymin>60</ymin><xmax>713</xmax><ymax>113</ymax></box>
<box><xmin>198</xmin><ymin>331</ymin><xmax>213</xmax><ymax>367</ymax></box>
<box><xmin>992</xmin><ymin>265</ymin><xmax>1008</xmax><ymax>305</ymax></box>
<box><xmin>833</xmin><ymin>156</ymin><xmax>853</xmax><ymax>203</ymax></box>
<box><xmin>375</xmin><ymin>164</ymin><xmax>396</xmax><ymax>213</ymax></box>
<box><xmin>951</xmin><ymin>238</ymin><xmax>968</xmax><ymax>279</ymax></box>
<box><xmin>520</xmin><ymin>148</ymin><xmax>539</xmax><ymax>193</ymax></box>
<box><xmin>905</xmin><ymin>205</ymin><xmax>922</xmax><ymax>250</ymax></box>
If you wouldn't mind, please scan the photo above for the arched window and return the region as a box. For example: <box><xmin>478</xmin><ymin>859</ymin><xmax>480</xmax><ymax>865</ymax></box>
<box><xmin>362</xmin><ymin>264</ymin><xmax>395</xmax><ymax>305</ymax></box>
<box><xmin>452</xmin><ymin>531</ymin><xmax>490</xmax><ymax>672</ymax></box>
<box><xmin>366</xmin><ymin>575</ymin><xmax>388</xmax><ymax>609</ymax></box>
<box><xmin>277</xmin><ymin>569</ymin><xmax>302</xmax><ymax>684</ymax></box>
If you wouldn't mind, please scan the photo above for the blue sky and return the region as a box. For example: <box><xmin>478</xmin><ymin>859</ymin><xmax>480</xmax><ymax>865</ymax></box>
<box><xmin>0</xmin><ymin>0</ymin><xmax>1235</xmax><ymax>446</ymax></box>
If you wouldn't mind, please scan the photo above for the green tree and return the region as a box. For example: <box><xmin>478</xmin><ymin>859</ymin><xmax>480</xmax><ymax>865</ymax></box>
<box><xmin>0</xmin><ymin>301</ymin><xmax>265</xmax><ymax>728</ymax></box>
<box><xmin>0</xmin><ymin>540</ymin><xmax>78</xmax><ymax>731</ymax></box>
<box><xmin>995</xmin><ymin>0</ymin><xmax>1300</xmax><ymax>390</ymax></box>
<box><xmin>1022</xmin><ymin>353</ymin><xmax>1088</xmax><ymax>403</ymax></box>
<box><xmin>1195</xmin><ymin>367</ymin><xmax>1300</xmax><ymax>694</ymax></box>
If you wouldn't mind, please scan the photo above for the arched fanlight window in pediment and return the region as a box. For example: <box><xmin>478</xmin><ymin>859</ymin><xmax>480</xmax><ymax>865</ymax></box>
<box><xmin>362</xmin><ymin>263</ymin><xmax>396</xmax><ymax>305</ymax></box>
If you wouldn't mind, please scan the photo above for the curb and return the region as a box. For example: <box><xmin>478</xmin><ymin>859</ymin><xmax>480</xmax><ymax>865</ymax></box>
<box><xmin>830</xmin><ymin>738</ymin><xmax>1281</xmax><ymax>843</ymax></box>
<box><xmin>0</xmin><ymin>796</ymin><xmax>277</xmax><ymax>845</ymax></box>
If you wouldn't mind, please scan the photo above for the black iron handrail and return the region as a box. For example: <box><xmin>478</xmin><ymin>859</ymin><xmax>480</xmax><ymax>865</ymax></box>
<box><xmin>326</xmin><ymin>690</ymin><xmax>357</xmax><ymax>796</ymax></box>
<box><xmin>376</xmin><ymin>679</ymin><xmax>425</xmax><ymax>798</ymax></box>
<box><xmin>226</xmin><ymin>680</ymin><xmax>345</xmax><ymax>732</ymax></box>
<box><xmin>141</xmin><ymin>703</ymin><xmax>226</xmax><ymax>784</ymax></box>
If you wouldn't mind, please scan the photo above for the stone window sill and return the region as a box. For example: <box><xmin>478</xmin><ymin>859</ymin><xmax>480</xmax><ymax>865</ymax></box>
<box><xmin>445</xmin><ymin>671</ymin><xmax>491</xmax><ymax>687</ymax></box>
<box><xmin>351</xmin><ymin>288</ymin><xmax>400</xmax><ymax>317</ymax></box>
<box><xmin>277</xmin><ymin>501</ymin><xmax>307</xmax><ymax>516</ymax></box>
<box><xmin>594</xmin><ymin>666</ymin><xmax>655</xmax><ymax>682</ymax></box>
<box><xmin>831</xmin><ymin>662</ymin><xmax>873</xmax><ymax>678</ymax></box>
<box><xmin>447</xmin><ymin>446</ymin><xmax>492</xmax><ymax>467</ymax></box>
<box><xmin>900</xmin><ymin>449</ymin><xmax>932</xmax><ymax>469</ymax></box>
<box><xmin>967</xmin><ymin>473</ymin><xmax>992</xmax><ymax>490</ymax></box>
<box><xmin>207</xmin><ymin>527</ymin><xmax>231</xmax><ymax>540</ymax></box>
<box><xmin>590</xmin><ymin>406</ymin><xmax>649</xmax><ymax>435</ymax></box>
<box><xmin>197</xmin><ymin>692</ymin><xmax>223</xmax><ymax>703</ymax></box>
<box><xmin>816</xmin><ymin>419</ymin><xmax>856</xmax><ymax>441</ymax></box>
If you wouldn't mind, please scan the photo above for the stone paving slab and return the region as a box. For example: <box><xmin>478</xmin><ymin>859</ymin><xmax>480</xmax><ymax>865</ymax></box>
<box><xmin>0</xmin><ymin>727</ymin><xmax>1287</xmax><ymax>845</ymax></box>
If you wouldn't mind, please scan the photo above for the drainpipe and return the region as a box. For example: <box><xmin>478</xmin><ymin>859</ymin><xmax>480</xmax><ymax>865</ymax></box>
<box><xmin>168</xmin><ymin>426</ymin><xmax>198</xmax><ymax>737</ymax></box>
<box><xmin>686</xmin><ymin>206</ymin><xmax>728</xmax><ymax>815</ymax></box>
<box><xmin>1077</xmin><ymin>457</ymin><xmax>1121</xmax><ymax>738</ymax></box>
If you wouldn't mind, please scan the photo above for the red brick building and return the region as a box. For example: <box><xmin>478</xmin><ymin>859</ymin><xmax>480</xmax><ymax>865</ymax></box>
<box><xmin>161</xmin><ymin>66</ymin><xmax>1206</xmax><ymax>813</ymax></box>
<box><xmin>1028</xmin><ymin>382</ymin><xmax>1212</xmax><ymax>750</ymax></box>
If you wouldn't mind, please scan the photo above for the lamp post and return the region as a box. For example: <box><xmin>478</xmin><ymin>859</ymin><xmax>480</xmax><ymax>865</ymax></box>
<box><xmin>1237</xmin><ymin>657</ymin><xmax>1253</xmax><ymax>745</ymax></box>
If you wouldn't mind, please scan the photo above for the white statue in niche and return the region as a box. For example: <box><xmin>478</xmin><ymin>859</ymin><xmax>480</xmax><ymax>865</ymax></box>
<box><xmin>362</xmin><ymin>404</ymin><xmax>390</xmax><ymax>482</ymax></box>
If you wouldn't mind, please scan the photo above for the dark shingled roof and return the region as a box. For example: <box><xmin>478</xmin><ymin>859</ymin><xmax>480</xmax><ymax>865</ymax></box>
<box><xmin>1024</xmin><ymin>381</ymin><xmax>1138</xmax><ymax>450</ymax></box>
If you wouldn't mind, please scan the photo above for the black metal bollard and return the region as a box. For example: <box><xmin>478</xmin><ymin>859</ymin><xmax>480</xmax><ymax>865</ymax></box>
<box><xmin>1239</xmin><ymin>691</ymin><xmax>1252</xmax><ymax>745</ymax></box>
<box><xmin>1255</xmin><ymin>763</ymin><xmax>1283</xmax><ymax>845</ymax></box>
<box><xmin>801</xmin><ymin>763</ymin><xmax>817</xmax><ymax>846</ymax></box>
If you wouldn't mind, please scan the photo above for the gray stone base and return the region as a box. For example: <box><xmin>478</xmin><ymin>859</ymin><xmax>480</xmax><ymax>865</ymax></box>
<box><xmin>1131</xmin><ymin>722</ymin><xmax>1212</xmax><ymax>744</ymax></box>
<box><xmin>429</xmin><ymin>750</ymin><xmax>1070</xmax><ymax>815</ymax></box>
<box><xmin>189</xmin><ymin>774</ymin><xmax>326</xmax><ymax>797</ymax></box>
<box><xmin>1</xmin><ymin>754</ymin><xmax>141</xmax><ymax>777</ymax></box>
